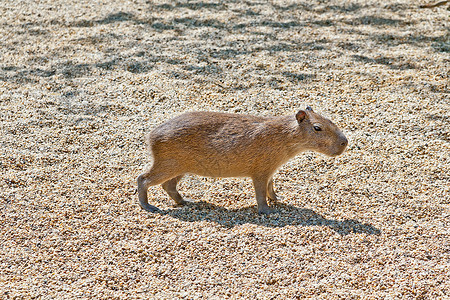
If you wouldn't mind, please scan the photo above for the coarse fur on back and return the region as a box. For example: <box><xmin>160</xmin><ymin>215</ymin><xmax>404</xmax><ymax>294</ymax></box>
<box><xmin>137</xmin><ymin>107</ymin><xmax>348</xmax><ymax>214</ymax></box>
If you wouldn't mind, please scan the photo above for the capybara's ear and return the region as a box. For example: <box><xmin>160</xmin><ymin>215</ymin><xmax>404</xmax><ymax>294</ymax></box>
<box><xmin>296</xmin><ymin>110</ymin><xmax>307</xmax><ymax>123</ymax></box>
<box><xmin>306</xmin><ymin>106</ymin><xmax>313</xmax><ymax>112</ymax></box>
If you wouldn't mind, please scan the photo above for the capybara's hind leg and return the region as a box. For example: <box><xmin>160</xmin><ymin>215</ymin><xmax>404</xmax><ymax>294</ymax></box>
<box><xmin>267</xmin><ymin>178</ymin><xmax>278</xmax><ymax>201</ymax></box>
<box><xmin>162</xmin><ymin>175</ymin><xmax>185</xmax><ymax>206</ymax></box>
<box><xmin>137</xmin><ymin>167</ymin><xmax>178</xmax><ymax>212</ymax></box>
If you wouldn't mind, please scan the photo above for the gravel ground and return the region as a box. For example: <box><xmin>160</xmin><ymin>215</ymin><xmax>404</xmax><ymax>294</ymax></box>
<box><xmin>1</xmin><ymin>0</ymin><xmax>449</xmax><ymax>298</ymax></box>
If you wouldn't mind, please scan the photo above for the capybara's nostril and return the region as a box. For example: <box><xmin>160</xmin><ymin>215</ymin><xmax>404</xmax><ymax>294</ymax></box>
<box><xmin>341</xmin><ymin>137</ymin><xmax>348</xmax><ymax>147</ymax></box>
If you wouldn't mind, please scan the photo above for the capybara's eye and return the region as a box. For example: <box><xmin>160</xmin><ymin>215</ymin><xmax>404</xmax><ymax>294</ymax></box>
<box><xmin>313</xmin><ymin>125</ymin><xmax>322</xmax><ymax>132</ymax></box>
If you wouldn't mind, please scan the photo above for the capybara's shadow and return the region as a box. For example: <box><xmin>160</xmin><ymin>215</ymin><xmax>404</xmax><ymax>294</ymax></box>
<box><xmin>155</xmin><ymin>201</ymin><xmax>381</xmax><ymax>236</ymax></box>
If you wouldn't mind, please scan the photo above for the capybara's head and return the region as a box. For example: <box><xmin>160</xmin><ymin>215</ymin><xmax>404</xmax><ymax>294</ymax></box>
<box><xmin>296</xmin><ymin>106</ymin><xmax>348</xmax><ymax>157</ymax></box>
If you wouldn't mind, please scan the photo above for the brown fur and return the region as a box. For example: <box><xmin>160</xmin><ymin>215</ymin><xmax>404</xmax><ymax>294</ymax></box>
<box><xmin>137</xmin><ymin>107</ymin><xmax>348</xmax><ymax>214</ymax></box>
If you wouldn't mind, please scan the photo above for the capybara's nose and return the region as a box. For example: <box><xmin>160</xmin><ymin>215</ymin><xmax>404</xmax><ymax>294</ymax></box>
<box><xmin>340</xmin><ymin>136</ymin><xmax>348</xmax><ymax>147</ymax></box>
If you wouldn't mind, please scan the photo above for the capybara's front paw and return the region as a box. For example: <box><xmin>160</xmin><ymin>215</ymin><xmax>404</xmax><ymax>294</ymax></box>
<box><xmin>258</xmin><ymin>206</ymin><xmax>274</xmax><ymax>215</ymax></box>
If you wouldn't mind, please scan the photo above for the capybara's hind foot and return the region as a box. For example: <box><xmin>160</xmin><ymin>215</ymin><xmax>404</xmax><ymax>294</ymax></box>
<box><xmin>174</xmin><ymin>198</ymin><xmax>195</xmax><ymax>207</ymax></box>
<box><xmin>174</xmin><ymin>200</ymin><xmax>187</xmax><ymax>207</ymax></box>
<box><xmin>140</xmin><ymin>202</ymin><xmax>160</xmax><ymax>212</ymax></box>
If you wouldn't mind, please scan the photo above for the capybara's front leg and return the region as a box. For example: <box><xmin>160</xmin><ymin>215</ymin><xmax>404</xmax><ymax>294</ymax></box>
<box><xmin>253</xmin><ymin>176</ymin><xmax>273</xmax><ymax>214</ymax></box>
<box><xmin>267</xmin><ymin>177</ymin><xmax>279</xmax><ymax>201</ymax></box>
